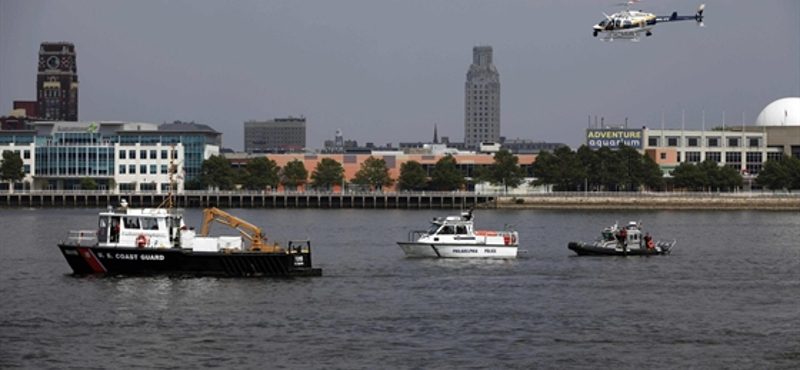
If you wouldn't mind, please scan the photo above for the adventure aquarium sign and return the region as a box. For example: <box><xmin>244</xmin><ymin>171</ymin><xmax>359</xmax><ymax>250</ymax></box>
<box><xmin>586</xmin><ymin>129</ymin><xmax>643</xmax><ymax>150</ymax></box>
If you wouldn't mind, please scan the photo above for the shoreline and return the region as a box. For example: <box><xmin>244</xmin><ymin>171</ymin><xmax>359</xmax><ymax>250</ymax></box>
<box><xmin>494</xmin><ymin>195</ymin><xmax>800</xmax><ymax>211</ymax></box>
<box><xmin>1</xmin><ymin>192</ymin><xmax>798</xmax><ymax>210</ymax></box>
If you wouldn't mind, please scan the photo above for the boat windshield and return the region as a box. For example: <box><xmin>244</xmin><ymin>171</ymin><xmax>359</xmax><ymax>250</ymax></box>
<box><xmin>428</xmin><ymin>224</ymin><xmax>440</xmax><ymax>235</ymax></box>
<box><xmin>602</xmin><ymin>232</ymin><xmax>616</xmax><ymax>241</ymax></box>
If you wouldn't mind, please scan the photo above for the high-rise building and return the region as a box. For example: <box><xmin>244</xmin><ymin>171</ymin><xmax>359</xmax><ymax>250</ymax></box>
<box><xmin>464</xmin><ymin>46</ymin><xmax>500</xmax><ymax>148</ymax></box>
<box><xmin>244</xmin><ymin>117</ymin><xmax>307</xmax><ymax>153</ymax></box>
<box><xmin>37</xmin><ymin>42</ymin><xmax>79</xmax><ymax>121</ymax></box>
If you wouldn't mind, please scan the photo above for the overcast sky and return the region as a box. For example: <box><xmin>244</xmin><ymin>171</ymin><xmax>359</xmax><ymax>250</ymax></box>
<box><xmin>1</xmin><ymin>0</ymin><xmax>798</xmax><ymax>151</ymax></box>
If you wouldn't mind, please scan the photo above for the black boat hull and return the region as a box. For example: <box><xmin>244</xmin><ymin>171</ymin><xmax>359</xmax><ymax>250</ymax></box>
<box><xmin>567</xmin><ymin>241</ymin><xmax>669</xmax><ymax>256</ymax></box>
<box><xmin>58</xmin><ymin>245</ymin><xmax>322</xmax><ymax>277</ymax></box>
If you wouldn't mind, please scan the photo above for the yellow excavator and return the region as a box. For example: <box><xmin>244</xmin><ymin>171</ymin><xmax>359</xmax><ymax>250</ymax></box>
<box><xmin>201</xmin><ymin>207</ymin><xmax>284</xmax><ymax>253</ymax></box>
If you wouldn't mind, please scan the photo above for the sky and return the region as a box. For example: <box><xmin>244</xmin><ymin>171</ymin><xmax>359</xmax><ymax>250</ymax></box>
<box><xmin>1</xmin><ymin>0</ymin><xmax>798</xmax><ymax>151</ymax></box>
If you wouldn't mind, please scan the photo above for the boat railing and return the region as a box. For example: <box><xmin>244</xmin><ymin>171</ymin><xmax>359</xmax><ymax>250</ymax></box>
<box><xmin>61</xmin><ymin>230</ymin><xmax>98</xmax><ymax>247</ymax></box>
<box><xmin>408</xmin><ymin>230</ymin><xmax>429</xmax><ymax>241</ymax></box>
<box><xmin>503</xmin><ymin>224</ymin><xmax>517</xmax><ymax>231</ymax></box>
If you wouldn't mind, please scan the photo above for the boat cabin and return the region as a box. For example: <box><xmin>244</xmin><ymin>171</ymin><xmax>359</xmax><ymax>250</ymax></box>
<box><xmin>96</xmin><ymin>200</ymin><xmax>186</xmax><ymax>248</ymax></box>
<box><xmin>428</xmin><ymin>212</ymin><xmax>474</xmax><ymax>236</ymax></box>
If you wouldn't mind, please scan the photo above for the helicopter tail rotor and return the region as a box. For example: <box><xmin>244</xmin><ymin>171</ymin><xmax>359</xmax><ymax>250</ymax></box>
<box><xmin>695</xmin><ymin>4</ymin><xmax>705</xmax><ymax>27</ymax></box>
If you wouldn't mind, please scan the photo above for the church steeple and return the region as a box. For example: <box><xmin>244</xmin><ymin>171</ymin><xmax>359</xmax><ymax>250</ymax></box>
<box><xmin>433</xmin><ymin>123</ymin><xmax>438</xmax><ymax>144</ymax></box>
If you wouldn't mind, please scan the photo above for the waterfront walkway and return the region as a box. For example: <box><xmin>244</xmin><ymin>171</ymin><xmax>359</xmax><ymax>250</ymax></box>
<box><xmin>1</xmin><ymin>191</ymin><xmax>798</xmax><ymax>210</ymax></box>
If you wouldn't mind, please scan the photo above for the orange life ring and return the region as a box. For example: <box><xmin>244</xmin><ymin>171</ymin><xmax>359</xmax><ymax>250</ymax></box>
<box><xmin>136</xmin><ymin>234</ymin><xmax>148</xmax><ymax>248</ymax></box>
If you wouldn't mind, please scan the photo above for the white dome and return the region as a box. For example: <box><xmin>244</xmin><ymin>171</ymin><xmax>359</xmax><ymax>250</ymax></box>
<box><xmin>755</xmin><ymin>97</ymin><xmax>800</xmax><ymax>126</ymax></box>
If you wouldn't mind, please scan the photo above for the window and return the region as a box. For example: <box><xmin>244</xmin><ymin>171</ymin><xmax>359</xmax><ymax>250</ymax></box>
<box><xmin>140</xmin><ymin>165</ymin><xmax>147</xmax><ymax>174</ymax></box>
<box><xmin>124</xmin><ymin>217</ymin><xmax>140</xmax><ymax>229</ymax></box>
<box><xmin>648</xmin><ymin>137</ymin><xmax>659</xmax><ymax>146</ymax></box>
<box><xmin>119</xmin><ymin>151</ymin><xmax>126</xmax><ymax>159</ymax></box>
<box><xmin>161</xmin><ymin>150</ymin><xmax>168</xmax><ymax>159</ymax></box>
<box><xmin>667</xmin><ymin>137</ymin><xmax>679</xmax><ymax>147</ymax></box>
<box><xmin>141</xmin><ymin>218</ymin><xmax>159</xmax><ymax>230</ymax></box>
<box><xmin>129</xmin><ymin>150</ymin><xmax>136</xmax><ymax>159</ymax></box>
<box><xmin>726</xmin><ymin>152</ymin><xmax>741</xmax><ymax>163</ymax></box>
<box><xmin>129</xmin><ymin>165</ymin><xmax>136</xmax><ymax>174</ymax></box>
<box><xmin>140</xmin><ymin>150</ymin><xmax>147</xmax><ymax>159</ymax></box>
<box><xmin>150</xmin><ymin>150</ymin><xmax>157</xmax><ymax>159</ymax></box>
<box><xmin>161</xmin><ymin>165</ymin><xmax>168</xmax><ymax>174</ymax></box>
<box><xmin>119</xmin><ymin>165</ymin><xmax>126</xmax><ymax>174</ymax></box>
<box><xmin>748</xmin><ymin>138</ymin><xmax>760</xmax><ymax>147</ymax></box>
<box><xmin>746</xmin><ymin>152</ymin><xmax>762</xmax><ymax>163</ymax></box>
<box><xmin>728</xmin><ymin>138</ymin><xmax>740</xmax><ymax>147</ymax></box>
<box><xmin>767</xmin><ymin>152</ymin><xmax>783</xmax><ymax>162</ymax></box>
<box><xmin>706</xmin><ymin>152</ymin><xmax>721</xmax><ymax>163</ymax></box>
<box><xmin>685</xmin><ymin>152</ymin><xmax>701</xmax><ymax>163</ymax></box>
<box><xmin>707</xmin><ymin>137</ymin><xmax>719</xmax><ymax>147</ymax></box>
<box><xmin>660</xmin><ymin>153</ymin><xmax>667</xmax><ymax>160</ymax></box>
<box><xmin>24</xmin><ymin>150</ymin><xmax>30</xmax><ymax>159</ymax></box>
<box><xmin>687</xmin><ymin>138</ymin><xmax>699</xmax><ymax>147</ymax></box>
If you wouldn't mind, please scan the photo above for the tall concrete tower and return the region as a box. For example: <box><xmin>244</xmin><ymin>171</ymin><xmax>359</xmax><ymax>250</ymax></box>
<box><xmin>37</xmin><ymin>42</ymin><xmax>79</xmax><ymax>121</ymax></box>
<box><xmin>464</xmin><ymin>46</ymin><xmax>500</xmax><ymax>148</ymax></box>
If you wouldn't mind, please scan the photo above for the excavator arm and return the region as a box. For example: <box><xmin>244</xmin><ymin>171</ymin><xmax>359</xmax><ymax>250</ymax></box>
<box><xmin>201</xmin><ymin>207</ymin><xmax>282</xmax><ymax>252</ymax></box>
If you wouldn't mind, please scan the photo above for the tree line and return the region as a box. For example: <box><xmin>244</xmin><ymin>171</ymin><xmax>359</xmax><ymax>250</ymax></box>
<box><xmin>1</xmin><ymin>147</ymin><xmax>799</xmax><ymax>192</ymax></box>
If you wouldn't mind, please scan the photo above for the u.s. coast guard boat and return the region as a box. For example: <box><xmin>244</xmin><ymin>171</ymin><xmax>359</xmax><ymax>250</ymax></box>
<box><xmin>568</xmin><ymin>221</ymin><xmax>675</xmax><ymax>256</ymax></box>
<box><xmin>397</xmin><ymin>209</ymin><xmax>520</xmax><ymax>258</ymax></box>
<box><xmin>57</xmin><ymin>199</ymin><xmax>321</xmax><ymax>277</ymax></box>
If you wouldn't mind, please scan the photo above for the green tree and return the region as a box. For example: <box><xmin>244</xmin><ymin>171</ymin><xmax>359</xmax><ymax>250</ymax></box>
<box><xmin>576</xmin><ymin>145</ymin><xmax>601</xmax><ymax>191</ymax></box>
<box><xmin>617</xmin><ymin>144</ymin><xmax>645</xmax><ymax>191</ymax></box>
<box><xmin>698</xmin><ymin>160</ymin><xmax>723</xmax><ymax>191</ymax></box>
<box><xmin>80</xmin><ymin>177</ymin><xmax>98</xmax><ymax>190</ymax></box>
<box><xmin>310</xmin><ymin>158</ymin><xmax>345</xmax><ymax>189</ymax></box>
<box><xmin>245</xmin><ymin>157</ymin><xmax>280</xmax><ymax>190</ymax></box>
<box><xmin>530</xmin><ymin>150</ymin><xmax>559</xmax><ymax>188</ymax></box>
<box><xmin>474</xmin><ymin>149</ymin><xmax>527</xmax><ymax>192</ymax></box>
<box><xmin>0</xmin><ymin>151</ymin><xmax>25</xmax><ymax>185</ymax></box>
<box><xmin>756</xmin><ymin>159</ymin><xmax>789</xmax><ymax>191</ymax></box>
<box><xmin>431</xmin><ymin>155</ymin><xmax>465</xmax><ymax>191</ymax></box>
<box><xmin>782</xmin><ymin>156</ymin><xmax>800</xmax><ymax>190</ymax></box>
<box><xmin>596</xmin><ymin>147</ymin><xmax>625</xmax><ymax>191</ymax></box>
<box><xmin>198</xmin><ymin>155</ymin><xmax>235</xmax><ymax>190</ymax></box>
<box><xmin>352</xmin><ymin>156</ymin><xmax>395</xmax><ymax>190</ymax></box>
<box><xmin>398</xmin><ymin>160</ymin><xmax>428</xmax><ymax>190</ymax></box>
<box><xmin>641</xmin><ymin>155</ymin><xmax>666</xmax><ymax>190</ymax></box>
<box><xmin>671</xmin><ymin>162</ymin><xmax>705</xmax><ymax>191</ymax></box>
<box><xmin>717</xmin><ymin>165</ymin><xmax>743</xmax><ymax>191</ymax></box>
<box><xmin>281</xmin><ymin>159</ymin><xmax>308</xmax><ymax>190</ymax></box>
<box><xmin>184</xmin><ymin>178</ymin><xmax>203</xmax><ymax>190</ymax></box>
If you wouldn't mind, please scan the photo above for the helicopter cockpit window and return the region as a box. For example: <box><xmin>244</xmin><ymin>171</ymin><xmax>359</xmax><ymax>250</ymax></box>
<box><xmin>598</xmin><ymin>20</ymin><xmax>607</xmax><ymax>27</ymax></box>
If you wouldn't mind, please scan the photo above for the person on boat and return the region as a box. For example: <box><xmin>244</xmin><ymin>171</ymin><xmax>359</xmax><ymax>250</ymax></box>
<box><xmin>111</xmin><ymin>217</ymin><xmax>120</xmax><ymax>242</ymax></box>
<box><xmin>619</xmin><ymin>228</ymin><xmax>627</xmax><ymax>247</ymax></box>
<box><xmin>644</xmin><ymin>233</ymin><xmax>654</xmax><ymax>249</ymax></box>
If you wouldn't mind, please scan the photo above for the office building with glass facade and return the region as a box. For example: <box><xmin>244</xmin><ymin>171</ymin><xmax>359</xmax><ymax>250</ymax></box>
<box><xmin>0</xmin><ymin>120</ymin><xmax>220</xmax><ymax>192</ymax></box>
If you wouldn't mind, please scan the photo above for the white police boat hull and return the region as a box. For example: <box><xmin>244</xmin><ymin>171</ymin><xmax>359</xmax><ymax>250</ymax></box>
<box><xmin>397</xmin><ymin>209</ymin><xmax>519</xmax><ymax>259</ymax></box>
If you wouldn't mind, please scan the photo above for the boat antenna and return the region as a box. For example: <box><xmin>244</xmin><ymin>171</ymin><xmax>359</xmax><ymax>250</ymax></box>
<box><xmin>156</xmin><ymin>145</ymin><xmax>178</xmax><ymax>214</ymax></box>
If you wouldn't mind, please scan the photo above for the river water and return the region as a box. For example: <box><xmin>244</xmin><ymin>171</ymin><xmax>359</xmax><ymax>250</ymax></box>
<box><xmin>1</xmin><ymin>208</ymin><xmax>798</xmax><ymax>369</ymax></box>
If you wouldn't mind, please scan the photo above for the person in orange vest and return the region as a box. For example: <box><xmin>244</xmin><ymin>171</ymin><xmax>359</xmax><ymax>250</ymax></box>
<box><xmin>619</xmin><ymin>228</ymin><xmax>627</xmax><ymax>247</ymax></box>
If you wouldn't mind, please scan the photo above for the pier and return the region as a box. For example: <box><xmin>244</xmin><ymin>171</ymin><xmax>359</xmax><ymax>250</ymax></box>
<box><xmin>1</xmin><ymin>191</ymin><xmax>798</xmax><ymax>210</ymax></box>
<box><xmin>0</xmin><ymin>191</ymin><xmax>496</xmax><ymax>209</ymax></box>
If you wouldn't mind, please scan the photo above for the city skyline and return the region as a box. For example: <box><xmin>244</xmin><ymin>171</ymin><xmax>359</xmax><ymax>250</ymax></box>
<box><xmin>1</xmin><ymin>0</ymin><xmax>798</xmax><ymax>151</ymax></box>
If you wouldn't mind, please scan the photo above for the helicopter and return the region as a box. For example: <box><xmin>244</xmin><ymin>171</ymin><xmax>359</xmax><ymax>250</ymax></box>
<box><xmin>593</xmin><ymin>0</ymin><xmax>705</xmax><ymax>42</ymax></box>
